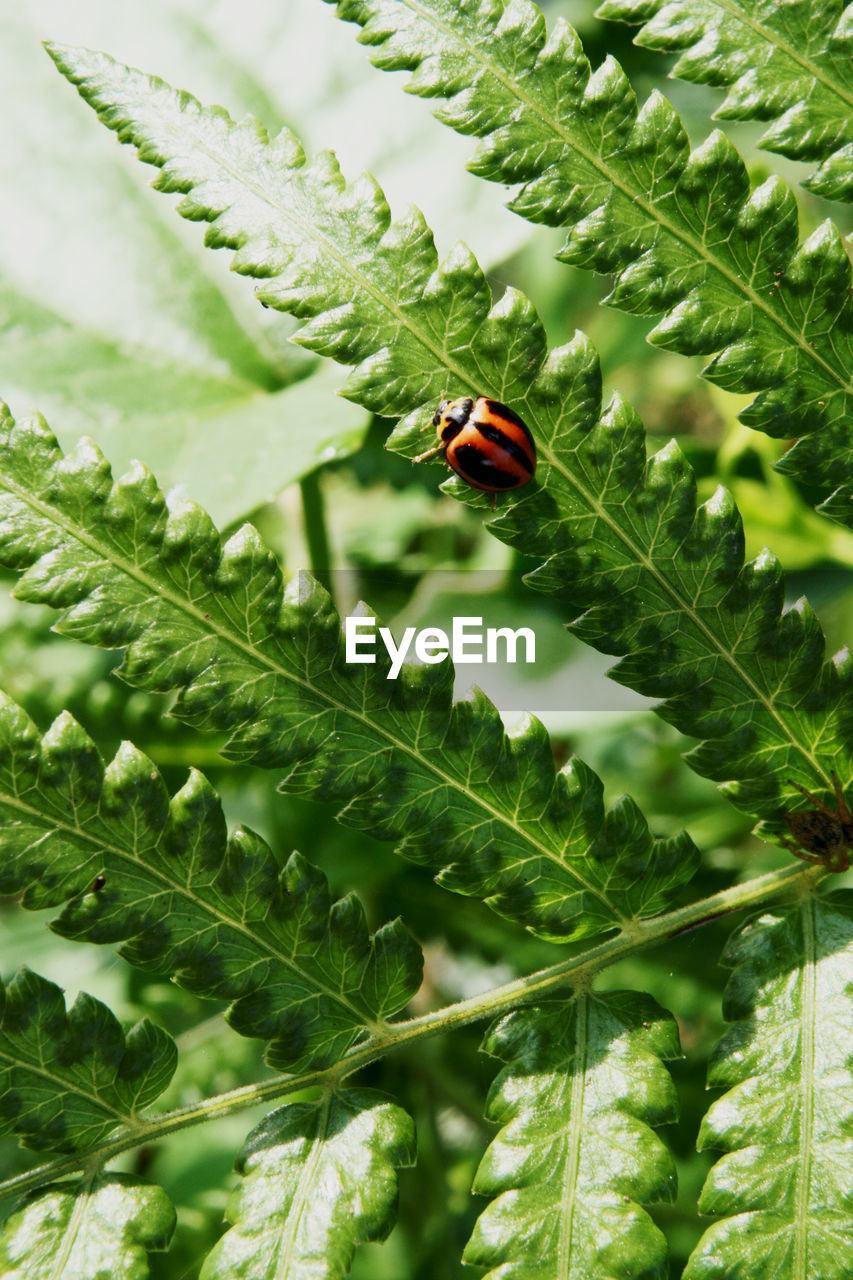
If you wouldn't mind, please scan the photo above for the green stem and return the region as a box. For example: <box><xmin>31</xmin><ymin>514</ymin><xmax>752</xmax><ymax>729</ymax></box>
<box><xmin>0</xmin><ymin>860</ymin><xmax>821</xmax><ymax>1201</ymax></box>
<box><xmin>299</xmin><ymin>469</ymin><xmax>333</xmax><ymax>598</ymax></box>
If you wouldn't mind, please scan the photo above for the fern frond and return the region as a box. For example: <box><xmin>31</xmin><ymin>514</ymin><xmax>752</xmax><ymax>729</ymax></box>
<box><xmin>596</xmin><ymin>0</ymin><xmax>853</xmax><ymax>202</ymax></box>
<box><xmin>0</xmin><ymin>696</ymin><xmax>422</xmax><ymax>1072</ymax></box>
<box><xmin>319</xmin><ymin>1</ymin><xmax>853</xmax><ymax>519</ymax></box>
<box><xmin>37</xmin><ymin>47</ymin><xmax>853</xmax><ymax>821</ymax></box>
<box><xmin>465</xmin><ymin>991</ymin><xmax>679</xmax><ymax>1278</ymax></box>
<box><xmin>0</xmin><ymin>408</ymin><xmax>696</xmax><ymax>942</ymax></box>
<box><xmin>685</xmin><ymin>896</ymin><xmax>853</xmax><ymax>1278</ymax></box>
<box><xmin>390</xmin><ymin>343</ymin><xmax>853</xmax><ymax>824</ymax></box>
<box><xmin>200</xmin><ymin>1090</ymin><xmax>415</xmax><ymax>1280</ymax></box>
<box><xmin>0</xmin><ymin>1173</ymin><xmax>175</xmax><ymax>1280</ymax></box>
<box><xmin>0</xmin><ymin>966</ymin><xmax>175</xmax><ymax>1153</ymax></box>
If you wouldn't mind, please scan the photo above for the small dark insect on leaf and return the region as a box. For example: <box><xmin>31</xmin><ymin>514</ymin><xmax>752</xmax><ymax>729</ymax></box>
<box><xmin>91</xmin><ymin>873</ymin><xmax>106</xmax><ymax>892</ymax></box>
<box><xmin>782</xmin><ymin>774</ymin><xmax>853</xmax><ymax>872</ymax></box>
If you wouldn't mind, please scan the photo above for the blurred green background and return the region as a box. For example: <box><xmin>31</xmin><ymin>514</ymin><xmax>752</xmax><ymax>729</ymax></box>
<box><xmin>1</xmin><ymin>1</ymin><xmax>852</xmax><ymax>1276</ymax></box>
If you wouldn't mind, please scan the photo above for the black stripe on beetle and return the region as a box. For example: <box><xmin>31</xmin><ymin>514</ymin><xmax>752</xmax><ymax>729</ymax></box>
<box><xmin>472</xmin><ymin>420</ymin><xmax>535</xmax><ymax>474</ymax></box>
<box><xmin>451</xmin><ymin>443</ymin><xmax>527</xmax><ymax>488</ymax></box>
<box><xmin>414</xmin><ymin>395</ymin><xmax>537</xmax><ymax>498</ymax></box>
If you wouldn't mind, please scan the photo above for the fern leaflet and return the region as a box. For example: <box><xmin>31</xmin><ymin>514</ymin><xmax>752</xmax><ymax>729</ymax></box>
<box><xmin>36</xmin><ymin>47</ymin><xmax>853</xmax><ymax>824</ymax></box>
<box><xmin>0</xmin><ymin>966</ymin><xmax>175</xmax><ymax>1154</ymax></box>
<box><xmin>0</xmin><ymin>1173</ymin><xmax>175</xmax><ymax>1280</ymax></box>
<box><xmin>320</xmin><ymin>0</ymin><xmax>853</xmax><ymax>523</ymax></box>
<box><xmin>0</xmin><ymin>695</ymin><xmax>421</xmax><ymax>1072</ymax></box>
<box><xmin>596</xmin><ymin>0</ymin><xmax>853</xmax><ymax>201</ymax></box>
<box><xmin>685</xmin><ymin>896</ymin><xmax>853</xmax><ymax>1278</ymax></box>
<box><xmin>200</xmin><ymin>1091</ymin><xmax>415</xmax><ymax>1280</ymax></box>
<box><xmin>466</xmin><ymin>991</ymin><xmax>680</xmax><ymax>1279</ymax></box>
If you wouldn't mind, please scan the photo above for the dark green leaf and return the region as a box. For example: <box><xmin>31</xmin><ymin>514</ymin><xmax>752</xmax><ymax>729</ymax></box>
<box><xmin>34</xmin><ymin>47</ymin><xmax>853</xmax><ymax>823</ymax></box>
<box><xmin>0</xmin><ymin>966</ymin><xmax>175</xmax><ymax>1154</ymax></box>
<box><xmin>0</xmin><ymin>406</ymin><xmax>698</xmax><ymax>941</ymax></box>
<box><xmin>596</xmin><ymin>0</ymin><xmax>853</xmax><ymax>201</ymax></box>
<box><xmin>0</xmin><ymin>695</ymin><xmax>421</xmax><ymax>1072</ymax></box>
<box><xmin>321</xmin><ymin>0</ymin><xmax>853</xmax><ymax>521</ymax></box>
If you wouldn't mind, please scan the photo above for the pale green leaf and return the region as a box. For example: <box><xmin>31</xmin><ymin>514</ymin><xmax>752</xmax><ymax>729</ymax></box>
<box><xmin>685</xmin><ymin>896</ymin><xmax>853</xmax><ymax>1279</ymax></box>
<box><xmin>0</xmin><ymin>1174</ymin><xmax>175</xmax><ymax>1280</ymax></box>
<box><xmin>200</xmin><ymin>1090</ymin><xmax>415</xmax><ymax>1280</ymax></box>
<box><xmin>465</xmin><ymin>991</ymin><xmax>680</xmax><ymax>1278</ymax></box>
<box><xmin>0</xmin><ymin>280</ymin><xmax>366</xmax><ymax>527</ymax></box>
<box><xmin>0</xmin><ymin>8</ymin><xmax>367</xmax><ymax>526</ymax></box>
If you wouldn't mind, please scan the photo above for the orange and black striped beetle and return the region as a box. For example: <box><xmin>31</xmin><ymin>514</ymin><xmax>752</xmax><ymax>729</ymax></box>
<box><xmin>414</xmin><ymin>396</ymin><xmax>536</xmax><ymax>505</ymax></box>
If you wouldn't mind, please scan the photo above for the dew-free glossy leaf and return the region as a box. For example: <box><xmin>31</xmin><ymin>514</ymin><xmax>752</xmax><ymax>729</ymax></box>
<box><xmin>200</xmin><ymin>1090</ymin><xmax>415</xmax><ymax>1280</ymax></box>
<box><xmin>466</xmin><ymin>991</ymin><xmax>680</xmax><ymax>1278</ymax></box>
<box><xmin>324</xmin><ymin>0</ymin><xmax>853</xmax><ymax>522</ymax></box>
<box><xmin>686</xmin><ymin>896</ymin><xmax>853</xmax><ymax>1278</ymax></box>
<box><xmin>0</xmin><ymin>405</ymin><xmax>698</xmax><ymax>942</ymax></box>
<box><xmin>0</xmin><ymin>967</ymin><xmax>175</xmax><ymax>1153</ymax></box>
<box><xmin>0</xmin><ymin>1174</ymin><xmax>175</xmax><ymax>1280</ymax></box>
<box><xmin>596</xmin><ymin>0</ymin><xmax>853</xmax><ymax>201</ymax></box>
<box><xmin>38</xmin><ymin>46</ymin><xmax>853</xmax><ymax>832</ymax></box>
<box><xmin>0</xmin><ymin>695</ymin><xmax>422</xmax><ymax>1072</ymax></box>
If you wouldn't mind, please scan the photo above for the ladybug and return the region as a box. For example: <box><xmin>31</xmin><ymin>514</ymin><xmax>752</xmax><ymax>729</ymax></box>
<box><xmin>414</xmin><ymin>396</ymin><xmax>536</xmax><ymax>503</ymax></box>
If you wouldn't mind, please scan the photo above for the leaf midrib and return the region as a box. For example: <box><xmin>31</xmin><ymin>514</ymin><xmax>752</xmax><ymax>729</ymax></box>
<box><xmin>0</xmin><ymin>464</ymin><xmax>619</xmax><ymax>919</ymax></box>
<box><xmin>393</xmin><ymin>0</ymin><xmax>853</xmax><ymax>404</ymax></box>
<box><xmin>48</xmin><ymin>1172</ymin><xmax>98</xmax><ymax>1280</ymax></box>
<box><xmin>273</xmin><ymin>1095</ymin><xmax>332</xmax><ymax>1280</ymax></box>
<box><xmin>558</xmin><ymin>993</ymin><xmax>588</xmax><ymax>1278</ymax></box>
<box><xmin>794</xmin><ymin>899</ymin><xmax>817</xmax><ymax>1280</ymax></box>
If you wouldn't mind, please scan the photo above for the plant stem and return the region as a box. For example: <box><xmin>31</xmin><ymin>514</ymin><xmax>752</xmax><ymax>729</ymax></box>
<box><xmin>0</xmin><ymin>860</ymin><xmax>821</xmax><ymax>1200</ymax></box>
<box><xmin>299</xmin><ymin>469</ymin><xmax>333</xmax><ymax>598</ymax></box>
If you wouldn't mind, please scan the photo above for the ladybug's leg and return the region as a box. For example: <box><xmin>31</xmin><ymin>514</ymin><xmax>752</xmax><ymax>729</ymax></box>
<box><xmin>490</xmin><ymin>493</ymin><xmax>496</xmax><ymax>512</ymax></box>
<box><xmin>413</xmin><ymin>444</ymin><xmax>447</xmax><ymax>463</ymax></box>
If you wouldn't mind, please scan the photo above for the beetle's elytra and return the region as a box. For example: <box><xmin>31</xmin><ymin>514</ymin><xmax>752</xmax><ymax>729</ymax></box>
<box><xmin>414</xmin><ymin>396</ymin><xmax>536</xmax><ymax>498</ymax></box>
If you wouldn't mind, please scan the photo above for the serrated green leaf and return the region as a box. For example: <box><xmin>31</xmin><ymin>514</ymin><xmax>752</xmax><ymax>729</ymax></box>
<box><xmin>0</xmin><ymin>966</ymin><xmax>175</xmax><ymax>1154</ymax></box>
<box><xmin>595</xmin><ymin>0</ymin><xmax>853</xmax><ymax>201</ymax></box>
<box><xmin>0</xmin><ymin>694</ymin><xmax>421</xmax><ymax>1072</ymax></box>
<box><xmin>32</xmin><ymin>47</ymin><xmax>853</xmax><ymax>820</ymax></box>
<box><xmin>200</xmin><ymin>1089</ymin><xmax>415</xmax><ymax>1280</ymax></box>
<box><xmin>465</xmin><ymin>991</ymin><xmax>680</xmax><ymax>1278</ymax></box>
<box><xmin>0</xmin><ymin>404</ymin><xmax>699</xmax><ymax>942</ymax></box>
<box><xmin>685</xmin><ymin>896</ymin><xmax>853</xmax><ymax>1278</ymax></box>
<box><xmin>0</xmin><ymin>1173</ymin><xmax>175</xmax><ymax>1280</ymax></box>
<box><xmin>320</xmin><ymin>0</ymin><xmax>853</xmax><ymax>519</ymax></box>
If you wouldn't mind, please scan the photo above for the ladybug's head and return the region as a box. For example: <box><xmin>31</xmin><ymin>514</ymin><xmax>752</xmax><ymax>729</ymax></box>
<box><xmin>433</xmin><ymin>396</ymin><xmax>474</xmax><ymax>441</ymax></box>
<box><xmin>432</xmin><ymin>399</ymin><xmax>450</xmax><ymax>427</ymax></box>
